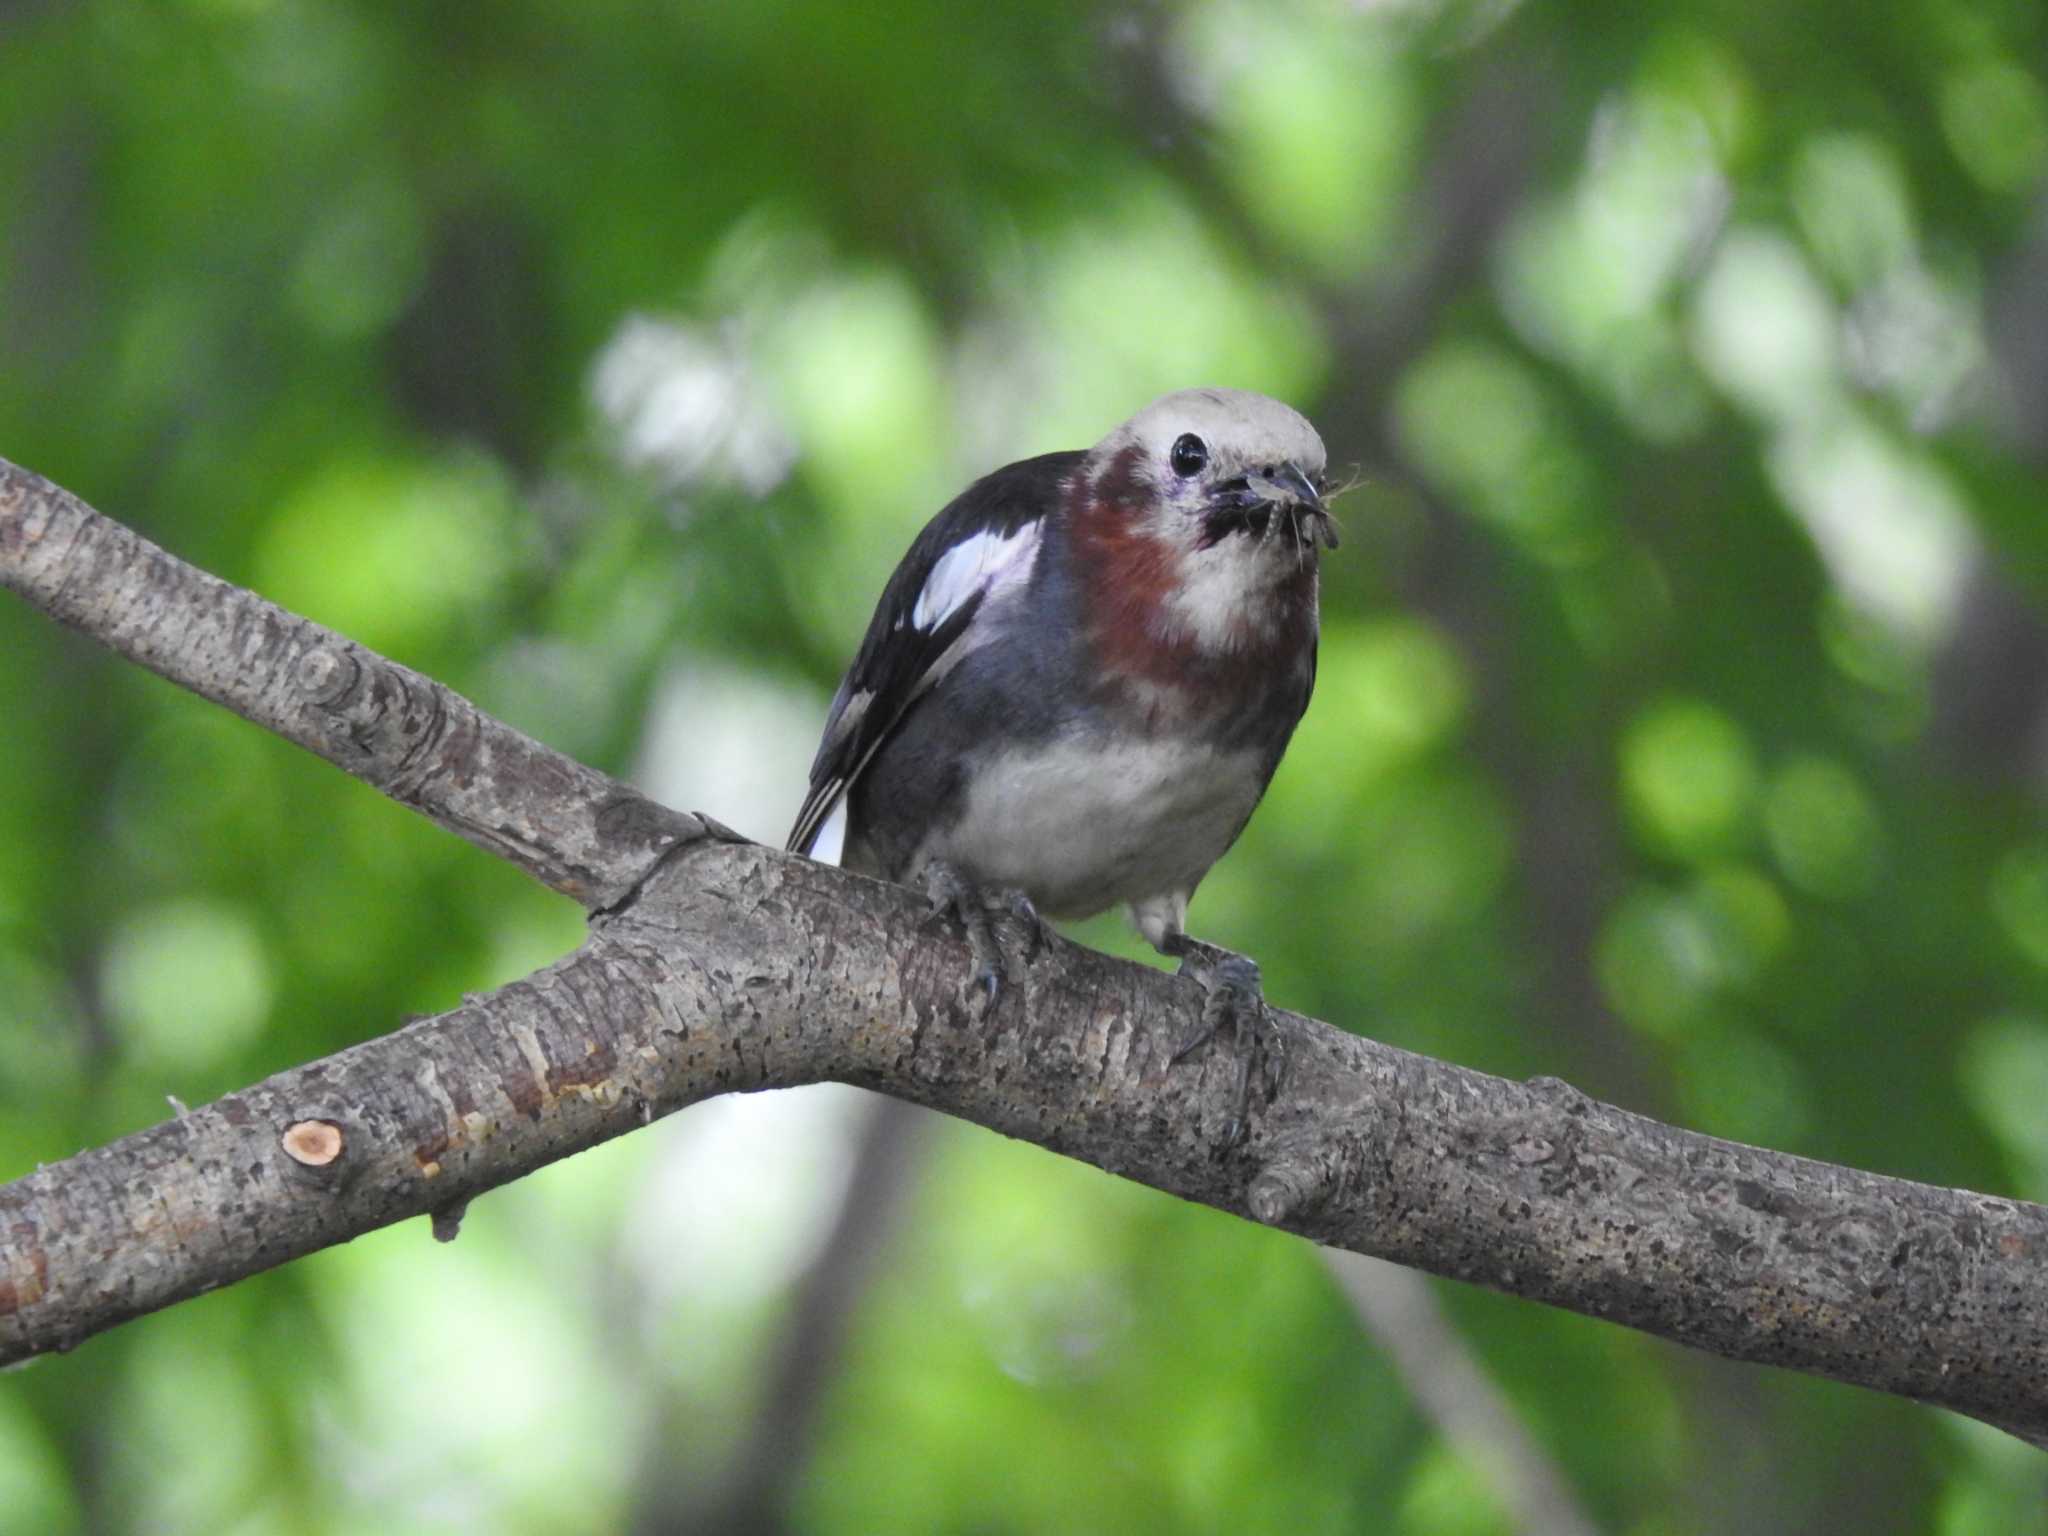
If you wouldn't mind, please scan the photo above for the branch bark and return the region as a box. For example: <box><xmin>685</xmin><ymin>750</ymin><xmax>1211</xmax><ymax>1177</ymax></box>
<box><xmin>2</xmin><ymin>457</ymin><xmax>2045</xmax><ymax>1451</ymax></box>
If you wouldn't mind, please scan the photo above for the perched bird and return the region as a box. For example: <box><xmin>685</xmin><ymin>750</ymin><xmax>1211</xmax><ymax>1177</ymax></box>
<box><xmin>789</xmin><ymin>387</ymin><xmax>1336</xmax><ymax>1140</ymax></box>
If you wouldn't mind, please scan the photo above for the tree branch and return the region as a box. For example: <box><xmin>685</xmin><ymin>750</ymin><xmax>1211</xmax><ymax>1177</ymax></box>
<box><xmin>1</xmin><ymin>458</ymin><xmax>2044</xmax><ymax>1451</ymax></box>
<box><xmin>1322</xmin><ymin>1251</ymin><xmax>1599</xmax><ymax>1536</ymax></box>
<box><xmin>631</xmin><ymin>1097</ymin><xmax>929</xmax><ymax>1534</ymax></box>
<box><xmin>0</xmin><ymin>459</ymin><xmax>707</xmax><ymax>909</ymax></box>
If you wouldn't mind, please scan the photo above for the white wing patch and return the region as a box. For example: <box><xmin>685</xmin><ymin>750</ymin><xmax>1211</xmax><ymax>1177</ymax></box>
<box><xmin>910</xmin><ymin>522</ymin><xmax>1043</xmax><ymax>631</ymax></box>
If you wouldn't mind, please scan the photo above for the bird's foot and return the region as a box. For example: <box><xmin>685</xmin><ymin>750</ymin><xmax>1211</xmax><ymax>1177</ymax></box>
<box><xmin>922</xmin><ymin>860</ymin><xmax>1048</xmax><ymax>1022</ymax></box>
<box><xmin>1163</xmin><ymin>936</ymin><xmax>1284</xmax><ymax>1148</ymax></box>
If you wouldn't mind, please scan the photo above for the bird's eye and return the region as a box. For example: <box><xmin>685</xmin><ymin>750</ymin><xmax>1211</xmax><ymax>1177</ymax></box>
<box><xmin>1169</xmin><ymin>433</ymin><xmax>1209</xmax><ymax>478</ymax></box>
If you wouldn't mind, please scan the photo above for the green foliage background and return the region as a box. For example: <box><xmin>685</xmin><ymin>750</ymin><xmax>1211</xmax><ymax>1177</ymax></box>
<box><xmin>4</xmin><ymin>0</ymin><xmax>2047</xmax><ymax>1529</ymax></box>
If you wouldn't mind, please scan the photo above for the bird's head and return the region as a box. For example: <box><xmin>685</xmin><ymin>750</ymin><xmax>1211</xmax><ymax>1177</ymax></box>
<box><xmin>1082</xmin><ymin>387</ymin><xmax>1338</xmax><ymax>562</ymax></box>
<box><xmin>1071</xmin><ymin>388</ymin><xmax>1336</xmax><ymax>660</ymax></box>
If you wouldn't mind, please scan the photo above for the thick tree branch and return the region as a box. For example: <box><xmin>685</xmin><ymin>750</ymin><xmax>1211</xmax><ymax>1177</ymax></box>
<box><xmin>1</xmin><ymin>458</ymin><xmax>2045</xmax><ymax>1452</ymax></box>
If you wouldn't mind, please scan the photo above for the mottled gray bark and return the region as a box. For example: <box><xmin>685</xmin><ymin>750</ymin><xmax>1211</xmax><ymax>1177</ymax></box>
<box><xmin>1</xmin><ymin>456</ymin><xmax>2044</xmax><ymax>1451</ymax></box>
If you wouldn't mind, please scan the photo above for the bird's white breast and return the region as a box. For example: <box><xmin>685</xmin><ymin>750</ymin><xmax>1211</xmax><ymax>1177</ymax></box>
<box><xmin>1161</xmin><ymin>537</ymin><xmax>1296</xmax><ymax>651</ymax></box>
<box><xmin>926</xmin><ymin>732</ymin><xmax>1267</xmax><ymax>921</ymax></box>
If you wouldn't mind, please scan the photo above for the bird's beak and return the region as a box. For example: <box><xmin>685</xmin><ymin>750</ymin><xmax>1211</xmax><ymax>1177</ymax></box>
<box><xmin>1246</xmin><ymin>462</ymin><xmax>1339</xmax><ymax>550</ymax></box>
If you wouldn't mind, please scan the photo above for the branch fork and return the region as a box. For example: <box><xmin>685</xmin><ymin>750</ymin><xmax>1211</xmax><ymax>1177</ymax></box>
<box><xmin>1</xmin><ymin>455</ymin><xmax>2043</xmax><ymax>1451</ymax></box>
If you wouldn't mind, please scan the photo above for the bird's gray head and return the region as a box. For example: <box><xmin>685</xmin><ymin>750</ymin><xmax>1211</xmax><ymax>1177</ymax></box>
<box><xmin>1088</xmin><ymin>387</ymin><xmax>1338</xmax><ymax>557</ymax></box>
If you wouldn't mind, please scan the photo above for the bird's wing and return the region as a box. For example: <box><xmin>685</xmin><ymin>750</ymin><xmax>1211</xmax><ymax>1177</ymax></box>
<box><xmin>788</xmin><ymin>450</ymin><xmax>1084</xmax><ymax>861</ymax></box>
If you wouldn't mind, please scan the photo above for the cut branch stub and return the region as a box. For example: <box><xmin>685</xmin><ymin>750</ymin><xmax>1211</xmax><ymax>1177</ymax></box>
<box><xmin>280</xmin><ymin>1120</ymin><xmax>345</xmax><ymax>1168</ymax></box>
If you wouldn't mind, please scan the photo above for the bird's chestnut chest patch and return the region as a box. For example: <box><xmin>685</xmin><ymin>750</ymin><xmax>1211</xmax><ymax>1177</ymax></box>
<box><xmin>1066</xmin><ymin>444</ymin><xmax>1320</xmax><ymax>703</ymax></box>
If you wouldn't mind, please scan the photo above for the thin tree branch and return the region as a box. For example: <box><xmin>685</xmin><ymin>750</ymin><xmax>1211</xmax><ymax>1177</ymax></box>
<box><xmin>699</xmin><ymin>1098</ymin><xmax>925</xmax><ymax>1533</ymax></box>
<box><xmin>1323</xmin><ymin>1252</ymin><xmax>1600</xmax><ymax>1536</ymax></box>
<box><xmin>1</xmin><ymin>460</ymin><xmax>2045</xmax><ymax>1452</ymax></box>
<box><xmin>631</xmin><ymin>1097</ymin><xmax>929</xmax><ymax>1536</ymax></box>
<box><xmin>0</xmin><ymin>458</ymin><xmax>709</xmax><ymax>909</ymax></box>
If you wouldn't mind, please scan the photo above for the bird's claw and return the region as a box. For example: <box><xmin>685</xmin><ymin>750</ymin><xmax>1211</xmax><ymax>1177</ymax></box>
<box><xmin>923</xmin><ymin>861</ymin><xmax>1046</xmax><ymax>1023</ymax></box>
<box><xmin>1167</xmin><ymin>940</ymin><xmax>1280</xmax><ymax>1149</ymax></box>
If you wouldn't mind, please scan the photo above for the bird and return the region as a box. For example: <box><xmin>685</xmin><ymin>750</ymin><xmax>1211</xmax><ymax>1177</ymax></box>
<box><xmin>788</xmin><ymin>387</ymin><xmax>1336</xmax><ymax>1142</ymax></box>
